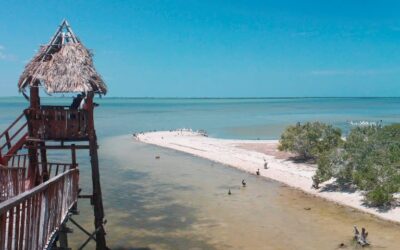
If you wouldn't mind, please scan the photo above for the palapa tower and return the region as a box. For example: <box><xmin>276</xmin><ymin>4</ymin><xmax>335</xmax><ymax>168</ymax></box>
<box><xmin>18</xmin><ymin>19</ymin><xmax>108</xmax><ymax>249</ymax></box>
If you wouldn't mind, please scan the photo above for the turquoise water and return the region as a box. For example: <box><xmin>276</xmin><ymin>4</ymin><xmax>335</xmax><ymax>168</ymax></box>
<box><xmin>94</xmin><ymin>97</ymin><xmax>400</xmax><ymax>139</ymax></box>
<box><xmin>1</xmin><ymin>97</ymin><xmax>400</xmax><ymax>249</ymax></box>
<box><xmin>2</xmin><ymin>97</ymin><xmax>399</xmax><ymax>139</ymax></box>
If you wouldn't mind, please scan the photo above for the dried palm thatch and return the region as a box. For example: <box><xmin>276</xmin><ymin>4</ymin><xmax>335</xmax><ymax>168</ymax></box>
<box><xmin>18</xmin><ymin>20</ymin><xmax>107</xmax><ymax>94</ymax></box>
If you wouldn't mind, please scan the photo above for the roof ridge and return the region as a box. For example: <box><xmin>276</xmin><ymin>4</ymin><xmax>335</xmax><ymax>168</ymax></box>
<box><xmin>40</xmin><ymin>20</ymin><xmax>80</xmax><ymax>62</ymax></box>
<box><xmin>18</xmin><ymin>20</ymin><xmax>107</xmax><ymax>95</ymax></box>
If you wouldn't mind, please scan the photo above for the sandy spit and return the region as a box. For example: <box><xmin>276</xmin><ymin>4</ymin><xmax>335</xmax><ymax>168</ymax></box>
<box><xmin>135</xmin><ymin>130</ymin><xmax>400</xmax><ymax>224</ymax></box>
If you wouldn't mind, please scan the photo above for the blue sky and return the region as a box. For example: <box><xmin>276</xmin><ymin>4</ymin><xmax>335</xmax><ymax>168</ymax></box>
<box><xmin>1</xmin><ymin>0</ymin><xmax>400</xmax><ymax>97</ymax></box>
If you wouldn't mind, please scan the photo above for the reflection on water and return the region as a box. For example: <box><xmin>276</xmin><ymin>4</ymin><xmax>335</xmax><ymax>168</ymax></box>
<box><xmin>69</xmin><ymin>136</ymin><xmax>400</xmax><ymax>250</ymax></box>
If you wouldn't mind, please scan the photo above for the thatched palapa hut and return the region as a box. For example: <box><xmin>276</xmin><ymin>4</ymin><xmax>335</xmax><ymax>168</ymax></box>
<box><xmin>18</xmin><ymin>19</ymin><xmax>107</xmax><ymax>95</ymax></box>
<box><xmin>12</xmin><ymin>20</ymin><xmax>109</xmax><ymax>249</ymax></box>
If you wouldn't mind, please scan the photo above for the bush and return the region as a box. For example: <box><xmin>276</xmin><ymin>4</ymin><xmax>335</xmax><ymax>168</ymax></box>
<box><xmin>365</xmin><ymin>186</ymin><xmax>393</xmax><ymax>207</ymax></box>
<box><xmin>279</xmin><ymin>122</ymin><xmax>343</xmax><ymax>161</ymax></box>
<box><xmin>313</xmin><ymin>148</ymin><xmax>346</xmax><ymax>187</ymax></box>
<box><xmin>312</xmin><ymin>124</ymin><xmax>400</xmax><ymax>207</ymax></box>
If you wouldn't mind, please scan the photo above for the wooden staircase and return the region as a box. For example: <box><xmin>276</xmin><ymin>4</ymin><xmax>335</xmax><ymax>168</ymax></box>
<box><xmin>0</xmin><ymin>112</ymin><xmax>80</xmax><ymax>249</ymax></box>
<box><xmin>0</xmin><ymin>113</ymin><xmax>28</xmax><ymax>166</ymax></box>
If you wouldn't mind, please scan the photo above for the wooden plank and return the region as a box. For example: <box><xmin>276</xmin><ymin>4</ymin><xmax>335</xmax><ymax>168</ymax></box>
<box><xmin>26</xmin><ymin>144</ymin><xmax>91</xmax><ymax>150</ymax></box>
<box><xmin>5</xmin><ymin>131</ymin><xmax>11</xmax><ymax>150</ymax></box>
<box><xmin>0</xmin><ymin>212</ymin><xmax>6</xmax><ymax>250</ymax></box>
<box><xmin>26</xmin><ymin>197</ymin><xmax>32</xmax><ymax>250</ymax></box>
<box><xmin>7</xmin><ymin>206</ymin><xmax>14</xmax><ymax>250</ymax></box>
<box><xmin>14</xmin><ymin>204</ymin><xmax>20</xmax><ymax>250</ymax></box>
<box><xmin>35</xmin><ymin>194</ymin><xmax>41</xmax><ymax>249</ymax></box>
<box><xmin>18</xmin><ymin>201</ymin><xmax>26</xmax><ymax>250</ymax></box>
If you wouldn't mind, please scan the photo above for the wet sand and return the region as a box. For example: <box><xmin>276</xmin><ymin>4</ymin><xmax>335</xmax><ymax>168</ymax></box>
<box><xmin>68</xmin><ymin>135</ymin><xmax>400</xmax><ymax>250</ymax></box>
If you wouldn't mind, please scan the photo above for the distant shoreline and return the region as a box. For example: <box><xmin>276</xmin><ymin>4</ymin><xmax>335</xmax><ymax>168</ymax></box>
<box><xmin>136</xmin><ymin>130</ymin><xmax>400</xmax><ymax>224</ymax></box>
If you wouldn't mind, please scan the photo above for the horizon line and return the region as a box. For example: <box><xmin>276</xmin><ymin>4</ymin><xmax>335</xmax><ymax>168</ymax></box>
<box><xmin>1</xmin><ymin>96</ymin><xmax>400</xmax><ymax>99</ymax></box>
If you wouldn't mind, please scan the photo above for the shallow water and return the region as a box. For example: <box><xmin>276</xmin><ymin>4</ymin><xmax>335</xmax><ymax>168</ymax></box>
<box><xmin>1</xmin><ymin>97</ymin><xmax>400</xmax><ymax>249</ymax></box>
<box><xmin>68</xmin><ymin>136</ymin><xmax>400</xmax><ymax>249</ymax></box>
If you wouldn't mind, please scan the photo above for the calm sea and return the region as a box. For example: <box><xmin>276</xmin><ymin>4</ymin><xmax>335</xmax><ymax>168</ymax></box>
<box><xmin>1</xmin><ymin>97</ymin><xmax>399</xmax><ymax>139</ymax></box>
<box><xmin>1</xmin><ymin>97</ymin><xmax>400</xmax><ymax>249</ymax></box>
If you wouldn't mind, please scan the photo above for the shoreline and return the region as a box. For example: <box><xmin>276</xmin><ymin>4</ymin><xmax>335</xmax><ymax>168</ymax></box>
<box><xmin>135</xmin><ymin>130</ymin><xmax>400</xmax><ymax>224</ymax></box>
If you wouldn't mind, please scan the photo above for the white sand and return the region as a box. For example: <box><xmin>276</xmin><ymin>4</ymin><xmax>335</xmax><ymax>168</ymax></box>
<box><xmin>135</xmin><ymin>130</ymin><xmax>400</xmax><ymax>224</ymax></box>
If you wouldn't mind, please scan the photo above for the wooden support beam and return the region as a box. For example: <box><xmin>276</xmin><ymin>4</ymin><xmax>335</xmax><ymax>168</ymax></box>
<box><xmin>69</xmin><ymin>217</ymin><xmax>97</xmax><ymax>243</ymax></box>
<box><xmin>29</xmin><ymin>81</ymin><xmax>40</xmax><ymax>109</ymax></box>
<box><xmin>40</xmin><ymin>141</ymin><xmax>49</xmax><ymax>182</ymax></box>
<box><xmin>87</xmin><ymin>93</ymin><xmax>107</xmax><ymax>250</ymax></box>
<box><xmin>78</xmin><ymin>194</ymin><xmax>93</xmax><ymax>199</ymax></box>
<box><xmin>25</xmin><ymin>145</ymin><xmax>91</xmax><ymax>150</ymax></box>
<box><xmin>4</xmin><ymin>131</ymin><xmax>11</xmax><ymax>150</ymax></box>
<box><xmin>58</xmin><ymin>224</ymin><xmax>70</xmax><ymax>249</ymax></box>
<box><xmin>71</xmin><ymin>144</ymin><xmax>77</xmax><ymax>169</ymax></box>
<box><xmin>27</xmin><ymin>141</ymin><xmax>39</xmax><ymax>188</ymax></box>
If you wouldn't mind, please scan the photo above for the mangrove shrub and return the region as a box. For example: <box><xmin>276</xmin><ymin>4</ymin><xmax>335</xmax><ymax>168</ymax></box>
<box><xmin>278</xmin><ymin>122</ymin><xmax>343</xmax><ymax>161</ymax></box>
<box><xmin>313</xmin><ymin>124</ymin><xmax>400</xmax><ymax>207</ymax></box>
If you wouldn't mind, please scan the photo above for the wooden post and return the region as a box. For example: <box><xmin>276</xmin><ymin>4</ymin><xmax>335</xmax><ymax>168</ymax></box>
<box><xmin>71</xmin><ymin>144</ymin><xmax>77</xmax><ymax>169</ymax></box>
<box><xmin>27</xmin><ymin>83</ymin><xmax>40</xmax><ymax>187</ymax></box>
<box><xmin>29</xmin><ymin>82</ymin><xmax>40</xmax><ymax>109</ymax></box>
<box><xmin>40</xmin><ymin>142</ymin><xmax>49</xmax><ymax>182</ymax></box>
<box><xmin>58</xmin><ymin>224</ymin><xmax>69</xmax><ymax>249</ymax></box>
<box><xmin>86</xmin><ymin>93</ymin><xmax>107</xmax><ymax>250</ymax></box>
<box><xmin>71</xmin><ymin>143</ymin><xmax>78</xmax><ymax>213</ymax></box>
<box><xmin>27</xmin><ymin>143</ymin><xmax>39</xmax><ymax>188</ymax></box>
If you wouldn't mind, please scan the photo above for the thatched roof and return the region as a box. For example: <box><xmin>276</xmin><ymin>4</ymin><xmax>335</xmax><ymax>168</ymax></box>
<box><xmin>18</xmin><ymin>20</ymin><xmax>107</xmax><ymax>94</ymax></box>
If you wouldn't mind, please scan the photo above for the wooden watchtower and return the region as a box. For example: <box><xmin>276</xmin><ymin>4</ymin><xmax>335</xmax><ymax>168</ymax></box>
<box><xmin>0</xmin><ymin>20</ymin><xmax>108</xmax><ymax>249</ymax></box>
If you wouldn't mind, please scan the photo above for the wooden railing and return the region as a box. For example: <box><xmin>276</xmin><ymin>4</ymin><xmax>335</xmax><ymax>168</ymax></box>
<box><xmin>0</xmin><ymin>169</ymin><xmax>79</xmax><ymax>250</ymax></box>
<box><xmin>25</xmin><ymin>106</ymin><xmax>89</xmax><ymax>141</ymax></box>
<box><xmin>0</xmin><ymin>114</ymin><xmax>28</xmax><ymax>164</ymax></box>
<box><xmin>8</xmin><ymin>154</ymin><xmax>75</xmax><ymax>177</ymax></box>
<box><xmin>7</xmin><ymin>154</ymin><xmax>29</xmax><ymax>170</ymax></box>
<box><xmin>0</xmin><ymin>166</ymin><xmax>26</xmax><ymax>202</ymax></box>
<box><xmin>47</xmin><ymin>162</ymin><xmax>76</xmax><ymax>178</ymax></box>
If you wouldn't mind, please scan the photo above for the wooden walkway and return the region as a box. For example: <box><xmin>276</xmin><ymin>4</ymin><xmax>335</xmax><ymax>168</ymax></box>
<box><xmin>0</xmin><ymin>113</ymin><xmax>80</xmax><ymax>250</ymax></box>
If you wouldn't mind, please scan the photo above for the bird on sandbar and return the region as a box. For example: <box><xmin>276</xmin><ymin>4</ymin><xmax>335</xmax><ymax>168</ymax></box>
<box><xmin>256</xmin><ymin>169</ymin><xmax>260</xmax><ymax>176</ymax></box>
<box><xmin>228</xmin><ymin>189</ymin><xmax>232</xmax><ymax>195</ymax></box>
<box><xmin>242</xmin><ymin>179</ymin><xmax>246</xmax><ymax>187</ymax></box>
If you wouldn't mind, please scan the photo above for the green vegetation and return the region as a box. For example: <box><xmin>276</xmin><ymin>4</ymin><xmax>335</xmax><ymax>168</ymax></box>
<box><xmin>278</xmin><ymin>122</ymin><xmax>343</xmax><ymax>161</ymax></box>
<box><xmin>279</xmin><ymin>122</ymin><xmax>400</xmax><ymax>207</ymax></box>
